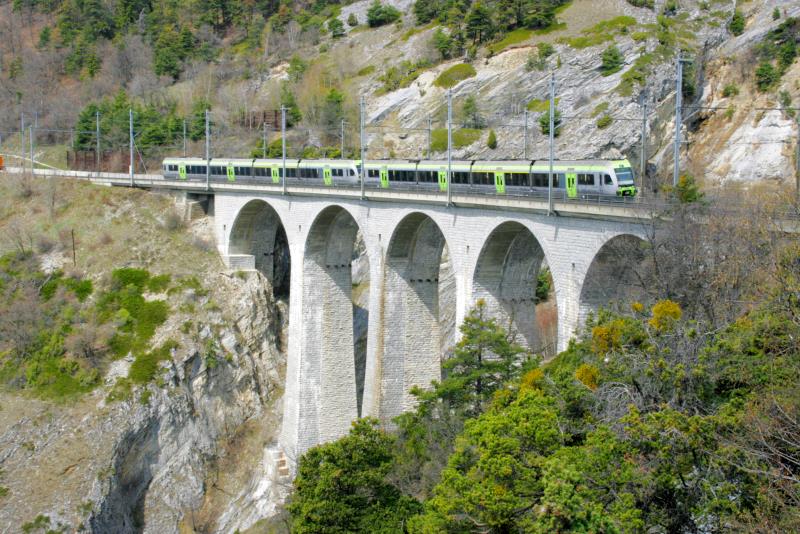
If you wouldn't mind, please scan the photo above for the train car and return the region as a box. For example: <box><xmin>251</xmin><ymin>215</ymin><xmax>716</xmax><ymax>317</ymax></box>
<box><xmin>530</xmin><ymin>159</ymin><xmax>636</xmax><ymax>198</ymax></box>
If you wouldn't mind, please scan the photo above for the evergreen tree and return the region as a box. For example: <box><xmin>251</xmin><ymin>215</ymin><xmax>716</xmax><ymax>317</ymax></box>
<box><xmin>461</xmin><ymin>95</ymin><xmax>485</xmax><ymax>129</ymax></box>
<box><xmin>328</xmin><ymin>17</ymin><xmax>345</xmax><ymax>38</ymax></box>
<box><xmin>600</xmin><ymin>44</ymin><xmax>623</xmax><ymax>75</ymax></box>
<box><xmin>465</xmin><ymin>3</ymin><xmax>493</xmax><ymax>43</ymax></box>
<box><xmin>280</xmin><ymin>84</ymin><xmax>302</xmax><ymax>126</ymax></box>
<box><xmin>487</xmin><ymin>129</ymin><xmax>497</xmax><ymax>149</ymax></box>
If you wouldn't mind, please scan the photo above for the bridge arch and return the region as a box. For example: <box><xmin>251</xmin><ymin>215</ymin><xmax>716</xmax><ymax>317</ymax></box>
<box><xmin>300</xmin><ymin>205</ymin><xmax>368</xmax><ymax>443</ymax></box>
<box><xmin>578</xmin><ymin>233</ymin><xmax>648</xmax><ymax>327</ymax></box>
<box><xmin>227</xmin><ymin>199</ymin><xmax>290</xmax><ymax>295</ymax></box>
<box><xmin>472</xmin><ymin>221</ymin><xmax>557</xmax><ymax>354</ymax></box>
<box><xmin>380</xmin><ymin>212</ymin><xmax>454</xmax><ymax>420</ymax></box>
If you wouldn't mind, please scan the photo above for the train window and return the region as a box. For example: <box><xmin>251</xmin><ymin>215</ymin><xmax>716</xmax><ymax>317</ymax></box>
<box><xmin>236</xmin><ymin>167</ymin><xmax>251</xmax><ymax>176</ymax></box>
<box><xmin>604</xmin><ymin>174</ymin><xmax>613</xmax><ymax>185</ymax></box>
<box><xmin>418</xmin><ymin>170</ymin><xmax>436</xmax><ymax>183</ymax></box>
<box><xmin>368</xmin><ymin>169</ymin><xmax>379</xmax><ymax>178</ymax></box>
<box><xmin>578</xmin><ymin>173</ymin><xmax>595</xmax><ymax>186</ymax></box>
<box><xmin>452</xmin><ymin>171</ymin><xmax>470</xmax><ymax>184</ymax></box>
<box><xmin>471</xmin><ymin>172</ymin><xmax>492</xmax><ymax>185</ymax></box>
<box><xmin>531</xmin><ymin>173</ymin><xmax>547</xmax><ymax>187</ymax></box>
<box><xmin>506</xmin><ymin>173</ymin><xmax>528</xmax><ymax>186</ymax></box>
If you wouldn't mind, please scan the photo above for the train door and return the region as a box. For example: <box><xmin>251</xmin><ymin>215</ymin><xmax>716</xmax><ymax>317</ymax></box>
<box><xmin>437</xmin><ymin>169</ymin><xmax>447</xmax><ymax>192</ymax></box>
<box><xmin>226</xmin><ymin>164</ymin><xmax>236</xmax><ymax>182</ymax></box>
<box><xmin>178</xmin><ymin>164</ymin><xmax>187</xmax><ymax>180</ymax></box>
<box><xmin>566</xmin><ymin>172</ymin><xmax>577</xmax><ymax>198</ymax></box>
<box><xmin>323</xmin><ymin>166</ymin><xmax>333</xmax><ymax>186</ymax></box>
<box><xmin>271</xmin><ymin>167</ymin><xmax>280</xmax><ymax>184</ymax></box>
<box><xmin>380</xmin><ymin>166</ymin><xmax>389</xmax><ymax>188</ymax></box>
<box><xmin>494</xmin><ymin>172</ymin><xmax>506</xmax><ymax>194</ymax></box>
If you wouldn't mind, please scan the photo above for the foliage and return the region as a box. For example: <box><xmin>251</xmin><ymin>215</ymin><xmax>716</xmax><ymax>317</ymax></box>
<box><xmin>366</xmin><ymin>1</ymin><xmax>401</xmax><ymax>27</ymax></box>
<box><xmin>378</xmin><ymin>59</ymin><xmax>432</xmax><ymax>93</ymax></box>
<box><xmin>539</xmin><ymin>107</ymin><xmax>562</xmax><ymax>136</ymax></box>
<box><xmin>596</xmin><ymin>114</ymin><xmax>613</xmax><ymax>129</ymax></box>
<box><xmin>560</xmin><ymin>16</ymin><xmax>637</xmax><ymax>49</ymax></box>
<box><xmin>327</xmin><ymin>17</ymin><xmax>345</xmax><ymax>38</ymax></box>
<box><xmin>280</xmin><ymin>84</ymin><xmax>303</xmax><ymax>126</ymax></box>
<box><xmin>601</xmin><ymin>44</ymin><xmax>624</xmax><ymax>75</ymax></box>
<box><xmin>74</xmin><ymin>91</ymin><xmax>184</xmax><ymax>151</ymax></box>
<box><xmin>128</xmin><ymin>340</ymin><xmax>178</xmax><ymax>384</ymax></box>
<box><xmin>525</xmin><ymin>41</ymin><xmax>555</xmax><ymax>71</ymax></box>
<box><xmin>433</xmin><ymin>63</ymin><xmax>477</xmax><ymax>88</ymax></box>
<box><xmin>460</xmin><ymin>95</ymin><xmax>485</xmax><ymax>129</ymax></box>
<box><xmin>0</xmin><ymin>252</ymin><xmax>103</xmax><ymax>400</ymax></box>
<box><xmin>486</xmin><ymin>129</ymin><xmax>497</xmax><ymax>149</ymax></box>
<box><xmin>289</xmin><ymin>418</ymin><xmax>422</xmax><ymax>533</ymax></box>
<box><xmin>729</xmin><ymin>9</ymin><xmax>745</xmax><ymax>36</ymax></box>
<box><xmin>722</xmin><ymin>83</ymin><xmax>739</xmax><ymax>97</ymax></box>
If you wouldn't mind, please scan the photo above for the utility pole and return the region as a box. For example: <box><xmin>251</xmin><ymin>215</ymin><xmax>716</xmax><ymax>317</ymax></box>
<box><xmin>29</xmin><ymin>126</ymin><xmax>34</xmax><ymax>174</ymax></box>
<box><xmin>360</xmin><ymin>96</ymin><xmax>365</xmax><ymax>200</ymax></box>
<box><xmin>640</xmin><ymin>95</ymin><xmax>647</xmax><ymax>194</ymax></box>
<box><xmin>281</xmin><ymin>106</ymin><xmax>287</xmax><ymax>196</ymax></box>
<box><xmin>129</xmin><ymin>109</ymin><xmax>134</xmax><ymax>186</ymax></box>
<box><xmin>548</xmin><ymin>73</ymin><xmax>555</xmax><ymax>215</ymax></box>
<box><xmin>673</xmin><ymin>55</ymin><xmax>692</xmax><ymax>187</ymax></box>
<box><xmin>183</xmin><ymin>119</ymin><xmax>187</xmax><ymax>157</ymax></box>
<box><xmin>447</xmin><ymin>89</ymin><xmax>453</xmax><ymax>206</ymax></box>
<box><xmin>427</xmin><ymin>117</ymin><xmax>432</xmax><ymax>157</ymax></box>
<box><xmin>204</xmin><ymin>110</ymin><xmax>210</xmax><ymax>191</ymax></box>
<box><xmin>340</xmin><ymin>118</ymin><xmax>345</xmax><ymax>159</ymax></box>
<box><xmin>796</xmin><ymin>113</ymin><xmax>800</xmax><ymax>206</ymax></box>
<box><xmin>20</xmin><ymin>112</ymin><xmax>24</xmax><ymax>159</ymax></box>
<box><xmin>263</xmin><ymin>121</ymin><xmax>268</xmax><ymax>159</ymax></box>
<box><xmin>523</xmin><ymin>110</ymin><xmax>528</xmax><ymax>160</ymax></box>
<box><xmin>95</xmin><ymin>111</ymin><xmax>100</xmax><ymax>172</ymax></box>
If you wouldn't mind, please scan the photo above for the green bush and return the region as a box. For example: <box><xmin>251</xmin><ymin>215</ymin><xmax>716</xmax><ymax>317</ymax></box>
<box><xmin>129</xmin><ymin>340</ymin><xmax>178</xmax><ymax>384</ymax></box>
<box><xmin>347</xmin><ymin>13</ymin><xmax>358</xmax><ymax>26</ymax></box>
<box><xmin>601</xmin><ymin>44</ymin><xmax>624</xmax><ymax>75</ymax></box>
<box><xmin>596</xmin><ymin>114</ymin><xmax>613</xmax><ymax>129</ymax></box>
<box><xmin>721</xmin><ymin>83</ymin><xmax>739</xmax><ymax>97</ymax></box>
<box><xmin>755</xmin><ymin>62</ymin><xmax>778</xmax><ymax>91</ymax></box>
<box><xmin>433</xmin><ymin>63</ymin><xmax>477</xmax><ymax>88</ymax></box>
<box><xmin>729</xmin><ymin>10</ymin><xmax>745</xmax><ymax>36</ymax></box>
<box><xmin>487</xmin><ymin>129</ymin><xmax>497</xmax><ymax>149</ymax></box>
<box><xmin>539</xmin><ymin>108</ymin><xmax>562</xmax><ymax>136</ymax></box>
<box><xmin>367</xmin><ymin>1</ymin><xmax>401</xmax><ymax>27</ymax></box>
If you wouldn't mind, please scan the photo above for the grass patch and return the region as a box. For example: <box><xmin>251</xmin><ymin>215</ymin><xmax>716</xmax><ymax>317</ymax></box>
<box><xmin>430</xmin><ymin>128</ymin><xmax>482</xmax><ymax>152</ymax></box>
<box><xmin>596</xmin><ymin>114</ymin><xmax>613</xmax><ymax>129</ymax></box>
<box><xmin>402</xmin><ymin>22</ymin><xmax>435</xmax><ymax>41</ymax></box>
<box><xmin>559</xmin><ymin>16</ymin><xmax>637</xmax><ymax>49</ymax></box>
<box><xmin>129</xmin><ymin>340</ymin><xmax>178</xmax><ymax>385</ymax></box>
<box><xmin>356</xmin><ymin>65</ymin><xmax>376</xmax><ymax>77</ymax></box>
<box><xmin>434</xmin><ymin>63</ymin><xmax>477</xmax><ymax>88</ymax></box>
<box><xmin>616</xmin><ymin>45</ymin><xmax>671</xmax><ymax>96</ymax></box>
<box><xmin>527</xmin><ymin>97</ymin><xmax>560</xmax><ymax>113</ymax></box>
<box><xmin>591</xmin><ymin>102</ymin><xmax>609</xmax><ymax>117</ymax></box>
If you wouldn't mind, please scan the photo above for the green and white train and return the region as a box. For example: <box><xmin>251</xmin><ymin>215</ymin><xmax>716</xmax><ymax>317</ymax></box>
<box><xmin>161</xmin><ymin>157</ymin><xmax>638</xmax><ymax>198</ymax></box>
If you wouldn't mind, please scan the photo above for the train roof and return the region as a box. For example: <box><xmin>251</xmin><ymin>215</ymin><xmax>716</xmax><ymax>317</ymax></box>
<box><xmin>253</xmin><ymin>158</ymin><xmax>301</xmax><ymax>166</ymax></box>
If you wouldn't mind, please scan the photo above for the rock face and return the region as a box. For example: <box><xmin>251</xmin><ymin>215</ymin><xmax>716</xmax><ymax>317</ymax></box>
<box><xmin>0</xmin><ymin>272</ymin><xmax>287</xmax><ymax>533</ymax></box>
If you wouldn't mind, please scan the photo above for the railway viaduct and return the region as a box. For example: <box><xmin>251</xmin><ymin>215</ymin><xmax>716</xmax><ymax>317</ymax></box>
<box><xmin>211</xmin><ymin>189</ymin><xmax>650</xmax><ymax>463</ymax></box>
<box><xmin>2</xmin><ymin>166</ymin><xmax>653</xmax><ymax>465</ymax></box>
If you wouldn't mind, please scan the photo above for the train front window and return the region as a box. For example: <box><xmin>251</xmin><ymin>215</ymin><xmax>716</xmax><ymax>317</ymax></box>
<box><xmin>616</xmin><ymin>168</ymin><xmax>634</xmax><ymax>185</ymax></box>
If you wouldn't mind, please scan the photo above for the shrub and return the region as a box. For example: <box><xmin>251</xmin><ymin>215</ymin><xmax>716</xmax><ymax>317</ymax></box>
<box><xmin>729</xmin><ymin>10</ymin><xmax>745</xmax><ymax>36</ymax></box>
<box><xmin>539</xmin><ymin>108</ymin><xmax>562</xmax><ymax>136</ymax></box>
<box><xmin>430</xmin><ymin>128</ymin><xmax>482</xmax><ymax>152</ymax></box>
<box><xmin>433</xmin><ymin>63</ymin><xmax>477</xmax><ymax>88</ymax></box>
<box><xmin>367</xmin><ymin>1</ymin><xmax>401</xmax><ymax>27</ymax></box>
<box><xmin>601</xmin><ymin>45</ymin><xmax>624</xmax><ymax>75</ymax></box>
<box><xmin>649</xmin><ymin>300</ymin><xmax>682</xmax><ymax>331</ymax></box>
<box><xmin>347</xmin><ymin>13</ymin><xmax>358</xmax><ymax>26</ymax></box>
<box><xmin>721</xmin><ymin>83</ymin><xmax>739</xmax><ymax>97</ymax></box>
<box><xmin>328</xmin><ymin>18</ymin><xmax>345</xmax><ymax>38</ymax></box>
<box><xmin>129</xmin><ymin>340</ymin><xmax>178</xmax><ymax>384</ymax></box>
<box><xmin>755</xmin><ymin>62</ymin><xmax>778</xmax><ymax>91</ymax></box>
<box><xmin>773</xmin><ymin>7</ymin><xmax>781</xmax><ymax>21</ymax></box>
<box><xmin>596</xmin><ymin>114</ymin><xmax>613</xmax><ymax>129</ymax></box>
<box><xmin>626</xmin><ymin>0</ymin><xmax>654</xmax><ymax>7</ymax></box>
<box><xmin>487</xmin><ymin>129</ymin><xmax>497</xmax><ymax>149</ymax></box>
<box><xmin>575</xmin><ymin>363</ymin><xmax>600</xmax><ymax>390</ymax></box>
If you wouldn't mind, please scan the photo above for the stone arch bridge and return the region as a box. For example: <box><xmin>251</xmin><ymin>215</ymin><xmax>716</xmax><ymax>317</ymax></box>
<box><xmin>213</xmin><ymin>192</ymin><xmax>649</xmax><ymax>463</ymax></box>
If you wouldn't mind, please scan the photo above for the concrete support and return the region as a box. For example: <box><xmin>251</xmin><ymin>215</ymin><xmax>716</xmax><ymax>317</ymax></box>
<box><xmin>380</xmin><ymin>214</ymin><xmax>449</xmax><ymax>419</ymax></box>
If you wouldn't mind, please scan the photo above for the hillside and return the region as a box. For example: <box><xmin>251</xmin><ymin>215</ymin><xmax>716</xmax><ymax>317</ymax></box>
<box><xmin>1</xmin><ymin>0</ymin><xmax>798</xmax><ymax>191</ymax></box>
<box><xmin>0</xmin><ymin>173</ymin><xmax>289</xmax><ymax>532</ymax></box>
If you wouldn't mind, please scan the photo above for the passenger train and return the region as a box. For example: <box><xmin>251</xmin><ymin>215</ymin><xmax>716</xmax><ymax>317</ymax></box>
<box><xmin>161</xmin><ymin>157</ymin><xmax>638</xmax><ymax>197</ymax></box>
